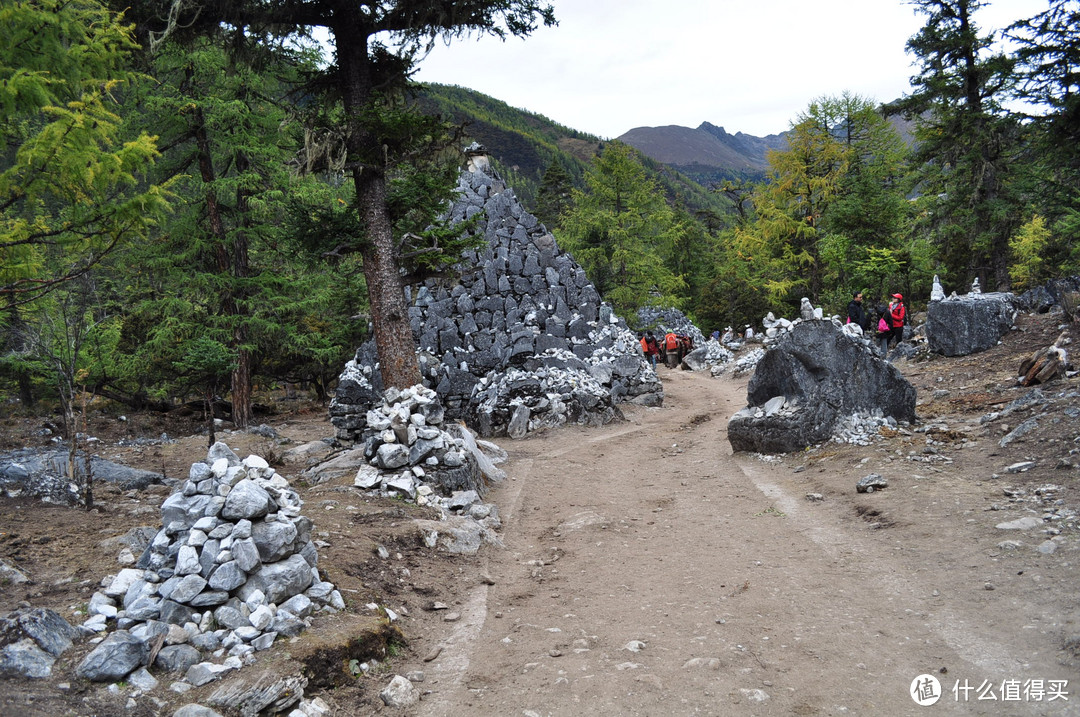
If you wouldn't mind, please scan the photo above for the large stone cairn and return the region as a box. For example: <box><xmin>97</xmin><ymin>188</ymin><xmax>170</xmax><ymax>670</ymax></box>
<box><xmin>71</xmin><ymin>442</ymin><xmax>340</xmax><ymax>686</ymax></box>
<box><xmin>636</xmin><ymin>305</ymin><xmax>706</xmax><ymax>346</ymax></box>
<box><xmin>330</xmin><ymin>147</ymin><xmax>662</xmax><ymax>441</ymax></box>
<box><xmin>926</xmin><ymin>278</ymin><xmax>1018</xmax><ymax>357</ymax></box>
<box><xmin>728</xmin><ymin>319</ymin><xmax>917</xmax><ymax>454</ymax></box>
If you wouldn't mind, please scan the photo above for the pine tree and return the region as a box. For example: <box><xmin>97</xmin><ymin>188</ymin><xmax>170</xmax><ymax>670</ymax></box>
<box><xmin>894</xmin><ymin>0</ymin><xmax>1023</xmax><ymax>290</ymax></box>
<box><xmin>534</xmin><ymin>160</ymin><xmax>574</xmax><ymax>230</ymax></box>
<box><xmin>1007</xmin><ymin>0</ymin><xmax>1080</xmax><ymax>275</ymax></box>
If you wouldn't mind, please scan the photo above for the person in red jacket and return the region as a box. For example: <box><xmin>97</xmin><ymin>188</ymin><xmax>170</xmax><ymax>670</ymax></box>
<box><xmin>639</xmin><ymin>331</ymin><xmax>659</xmax><ymax>369</ymax></box>
<box><xmin>888</xmin><ymin>293</ymin><xmax>906</xmax><ymax>348</ymax></box>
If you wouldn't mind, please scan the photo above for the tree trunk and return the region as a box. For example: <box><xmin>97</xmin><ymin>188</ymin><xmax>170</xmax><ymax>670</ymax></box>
<box><xmin>5</xmin><ymin>300</ymin><xmax>34</xmax><ymax>407</ymax></box>
<box><xmin>192</xmin><ymin>102</ymin><xmax>256</xmax><ymax>425</ymax></box>
<box><xmin>334</xmin><ymin>17</ymin><xmax>421</xmax><ymax>390</ymax></box>
<box><xmin>230</xmin><ymin>148</ymin><xmax>254</xmax><ymax>428</ymax></box>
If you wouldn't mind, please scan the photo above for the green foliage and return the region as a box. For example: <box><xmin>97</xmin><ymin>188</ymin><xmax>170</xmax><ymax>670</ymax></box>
<box><xmin>896</xmin><ymin>0</ymin><xmax>1024</xmax><ymax>290</ymax></box>
<box><xmin>717</xmin><ymin>94</ymin><xmax>912</xmax><ymax>324</ymax></box>
<box><xmin>1008</xmin><ymin>215</ymin><xmax>1050</xmax><ymax>290</ymax></box>
<box><xmin>417</xmin><ymin>83</ymin><xmax>595</xmax><ymax>207</ymax></box>
<box><xmin>0</xmin><ymin>0</ymin><xmax>170</xmax><ymax>304</ymax></box>
<box><xmin>557</xmin><ymin>142</ymin><xmax>686</xmax><ymax>315</ymax></box>
<box><xmin>172</xmin><ymin>336</ymin><xmax>235</xmax><ymax>391</ymax></box>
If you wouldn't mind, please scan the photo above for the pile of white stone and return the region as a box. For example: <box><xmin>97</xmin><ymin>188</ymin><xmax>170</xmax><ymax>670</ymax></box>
<box><xmin>352</xmin><ymin>385</ymin><xmax>506</xmax><ymax>506</ymax></box>
<box><xmin>471</xmin><ymin>321</ymin><xmax>661</xmax><ymax>438</ymax></box>
<box><xmin>75</xmin><ymin>442</ymin><xmax>340</xmax><ymax>687</ymax></box>
<box><xmin>681</xmin><ymin>339</ymin><xmax>735</xmax><ymax>375</ymax></box>
<box><xmin>730</xmin><ymin>348</ymin><xmax>766</xmax><ymax>377</ymax></box>
<box><xmin>830</xmin><ymin>410</ymin><xmax>900</xmax><ymax>446</ymax></box>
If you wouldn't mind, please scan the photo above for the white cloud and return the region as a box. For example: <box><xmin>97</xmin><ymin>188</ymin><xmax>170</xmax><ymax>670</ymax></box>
<box><xmin>412</xmin><ymin>0</ymin><xmax>1047</xmax><ymax>138</ymax></box>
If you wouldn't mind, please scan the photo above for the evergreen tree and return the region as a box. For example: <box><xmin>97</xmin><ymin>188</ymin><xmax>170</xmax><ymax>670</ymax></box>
<box><xmin>557</xmin><ymin>142</ymin><xmax>686</xmax><ymax>315</ymax></box>
<box><xmin>714</xmin><ymin>94</ymin><xmax>913</xmax><ymax>321</ymax></box>
<box><xmin>894</xmin><ymin>0</ymin><xmax>1023</xmax><ymax>290</ymax></box>
<box><xmin>147</xmin><ymin>0</ymin><xmax>555</xmax><ymax>390</ymax></box>
<box><xmin>1007</xmin><ymin>0</ymin><xmax>1080</xmax><ymax>275</ymax></box>
<box><xmin>1</xmin><ymin>0</ymin><xmax>169</xmax><ymax>405</ymax></box>
<box><xmin>534</xmin><ymin>160</ymin><xmax>574</xmax><ymax>230</ymax></box>
<box><xmin>115</xmin><ymin>36</ymin><xmax>312</xmax><ymax>425</ymax></box>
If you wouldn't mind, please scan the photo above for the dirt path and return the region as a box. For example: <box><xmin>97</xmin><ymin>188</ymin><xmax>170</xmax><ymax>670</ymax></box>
<box><xmin>404</xmin><ymin>369</ymin><xmax>1079</xmax><ymax>716</ymax></box>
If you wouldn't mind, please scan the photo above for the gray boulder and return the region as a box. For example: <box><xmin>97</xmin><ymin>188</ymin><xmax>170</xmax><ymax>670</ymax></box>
<box><xmin>728</xmin><ymin>320</ymin><xmax>916</xmax><ymax>454</ymax></box>
<box><xmin>0</xmin><ymin>639</ymin><xmax>55</xmax><ymax>678</ymax></box>
<box><xmin>380</xmin><ymin>675</ymin><xmax>421</xmax><ymax>708</ymax></box>
<box><xmin>75</xmin><ymin>630</ymin><xmax>148</xmax><ymax>682</ymax></box>
<box><xmin>173</xmin><ymin>706</ymin><xmax>225</xmax><ymax>717</ymax></box>
<box><xmin>221</xmin><ymin>478</ymin><xmax>272</xmax><ymax>520</ymax></box>
<box><xmin>251</xmin><ymin>520</ymin><xmax>298</xmax><ymax>562</ymax></box>
<box><xmin>926</xmin><ymin>293</ymin><xmax>1017</xmax><ymax>356</ymax></box>
<box><xmin>239</xmin><ymin>554</ymin><xmax>313</xmax><ymax>604</ymax></box>
<box><xmin>0</xmin><ymin>607</ymin><xmax>77</xmax><ymax>657</ymax></box>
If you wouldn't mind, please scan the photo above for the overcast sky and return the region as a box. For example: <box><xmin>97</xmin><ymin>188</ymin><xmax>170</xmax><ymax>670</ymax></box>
<box><xmin>412</xmin><ymin>0</ymin><xmax>1049</xmax><ymax>139</ymax></box>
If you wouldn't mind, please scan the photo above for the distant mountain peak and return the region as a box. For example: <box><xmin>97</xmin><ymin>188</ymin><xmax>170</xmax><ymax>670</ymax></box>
<box><xmin>617</xmin><ymin>123</ymin><xmax>788</xmax><ymax>181</ymax></box>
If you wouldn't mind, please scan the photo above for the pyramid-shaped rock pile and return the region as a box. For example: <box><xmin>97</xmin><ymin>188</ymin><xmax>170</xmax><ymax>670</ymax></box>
<box><xmin>73</xmin><ymin>442</ymin><xmax>339</xmax><ymax>686</ymax></box>
<box><xmin>636</xmin><ymin>305</ymin><xmax>707</xmax><ymax>346</ymax></box>
<box><xmin>331</xmin><ymin>146</ymin><xmax>662</xmax><ymax>441</ymax></box>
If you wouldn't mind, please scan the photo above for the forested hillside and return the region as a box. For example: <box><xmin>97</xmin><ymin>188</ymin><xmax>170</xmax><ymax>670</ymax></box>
<box><xmin>2</xmin><ymin>0</ymin><xmax>1078</xmax><ymax>430</ymax></box>
<box><xmin>416</xmin><ymin>84</ymin><xmax>729</xmax><ymax>223</ymax></box>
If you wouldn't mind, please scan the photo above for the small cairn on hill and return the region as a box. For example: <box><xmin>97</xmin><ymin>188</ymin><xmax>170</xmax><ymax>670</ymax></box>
<box><xmin>351</xmin><ymin>384</ymin><xmax>506</xmax><ymax>508</ymax></box>
<box><xmin>72</xmin><ymin>442</ymin><xmax>341</xmax><ymax>688</ymax></box>
<box><xmin>331</xmin><ymin>145</ymin><xmax>662</xmax><ymax>441</ymax></box>
<box><xmin>926</xmin><ymin>277</ymin><xmax>1018</xmax><ymax>356</ymax></box>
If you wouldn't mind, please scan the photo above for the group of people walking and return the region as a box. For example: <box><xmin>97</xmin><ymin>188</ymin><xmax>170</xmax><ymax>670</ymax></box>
<box><xmin>846</xmin><ymin>291</ymin><xmax>906</xmax><ymax>355</ymax></box>
<box><xmin>637</xmin><ymin>291</ymin><xmax>905</xmax><ymax>371</ymax></box>
<box><xmin>638</xmin><ymin>330</ymin><xmax>694</xmax><ymax>369</ymax></box>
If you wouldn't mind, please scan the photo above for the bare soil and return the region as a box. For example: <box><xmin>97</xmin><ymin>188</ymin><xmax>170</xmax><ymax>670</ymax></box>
<box><xmin>2</xmin><ymin>311</ymin><xmax>1080</xmax><ymax>716</ymax></box>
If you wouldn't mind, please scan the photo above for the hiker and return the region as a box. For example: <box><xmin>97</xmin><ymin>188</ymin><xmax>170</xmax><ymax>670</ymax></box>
<box><xmin>846</xmin><ymin>291</ymin><xmax>869</xmax><ymax>331</ymax></box>
<box><xmin>663</xmin><ymin>331</ymin><xmax>681</xmax><ymax>368</ymax></box>
<box><xmin>888</xmin><ymin>293</ymin><xmax>906</xmax><ymax>347</ymax></box>
<box><xmin>640</xmin><ymin>331</ymin><xmax>659</xmax><ymax>369</ymax></box>
<box><xmin>875</xmin><ymin>305</ymin><xmax>891</xmax><ymax>356</ymax></box>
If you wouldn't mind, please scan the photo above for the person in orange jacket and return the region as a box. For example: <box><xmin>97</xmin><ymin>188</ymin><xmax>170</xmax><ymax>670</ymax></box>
<box><xmin>663</xmin><ymin>331</ymin><xmax>680</xmax><ymax>368</ymax></box>
<box><xmin>639</xmin><ymin>331</ymin><xmax>659</xmax><ymax>369</ymax></box>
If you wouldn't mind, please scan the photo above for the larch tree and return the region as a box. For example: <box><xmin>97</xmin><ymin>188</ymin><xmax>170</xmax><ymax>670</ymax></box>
<box><xmin>557</xmin><ymin>142</ymin><xmax>686</xmax><ymax>316</ymax></box>
<box><xmin>1</xmin><ymin>0</ymin><xmax>169</xmax><ymax>405</ymax></box>
<box><xmin>149</xmin><ymin>0</ymin><xmax>556</xmax><ymax>391</ymax></box>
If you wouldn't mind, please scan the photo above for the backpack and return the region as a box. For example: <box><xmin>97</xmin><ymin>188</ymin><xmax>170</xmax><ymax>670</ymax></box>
<box><xmin>878</xmin><ymin>317</ymin><xmax>889</xmax><ymax>333</ymax></box>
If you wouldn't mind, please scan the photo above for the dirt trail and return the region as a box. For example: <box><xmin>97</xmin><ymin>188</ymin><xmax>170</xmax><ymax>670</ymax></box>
<box><xmin>405</xmin><ymin>370</ymin><xmax>1079</xmax><ymax>716</ymax></box>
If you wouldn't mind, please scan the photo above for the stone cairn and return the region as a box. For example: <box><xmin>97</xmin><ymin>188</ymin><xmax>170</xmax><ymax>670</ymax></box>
<box><xmin>71</xmin><ymin>442</ymin><xmax>341</xmax><ymax>688</ymax></box>
<box><xmin>330</xmin><ymin>145</ymin><xmax>662</xmax><ymax>443</ymax></box>
<box><xmin>349</xmin><ymin>384</ymin><xmax>507</xmax><ymax>516</ymax></box>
